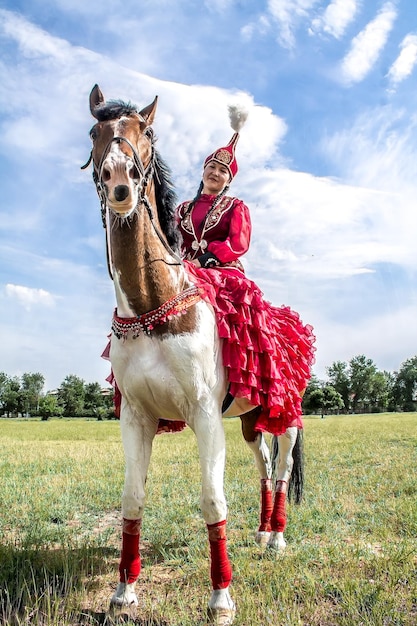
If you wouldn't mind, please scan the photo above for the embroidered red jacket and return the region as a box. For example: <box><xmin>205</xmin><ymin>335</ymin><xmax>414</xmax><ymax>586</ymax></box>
<box><xmin>176</xmin><ymin>194</ymin><xmax>252</xmax><ymax>267</ymax></box>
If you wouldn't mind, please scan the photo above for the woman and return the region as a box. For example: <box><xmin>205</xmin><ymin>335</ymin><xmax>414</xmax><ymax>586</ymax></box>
<box><xmin>177</xmin><ymin>110</ymin><xmax>315</xmax><ymax>436</ymax></box>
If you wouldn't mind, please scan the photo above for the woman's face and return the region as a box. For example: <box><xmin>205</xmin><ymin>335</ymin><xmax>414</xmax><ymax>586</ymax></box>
<box><xmin>202</xmin><ymin>161</ymin><xmax>230</xmax><ymax>195</ymax></box>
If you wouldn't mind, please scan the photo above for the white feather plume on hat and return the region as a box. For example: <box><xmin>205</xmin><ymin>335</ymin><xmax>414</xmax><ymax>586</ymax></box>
<box><xmin>228</xmin><ymin>104</ymin><xmax>249</xmax><ymax>133</ymax></box>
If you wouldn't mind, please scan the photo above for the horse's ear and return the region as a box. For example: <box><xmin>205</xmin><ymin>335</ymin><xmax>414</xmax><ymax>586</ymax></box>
<box><xmin>90</xmin><ymin>84</ymin><xmax>105</xmax><ymax>118</ymax></box>
<box><xmin>139</xmin><ymin>96</ymin><xmax>158</xmax><ymax>126</ymax></box>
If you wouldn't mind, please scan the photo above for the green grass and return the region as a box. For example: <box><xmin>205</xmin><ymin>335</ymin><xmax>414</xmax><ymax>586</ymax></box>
<box><xmin>0</xmin><ymin>414</ymin><xmax>416</xmax><ymax>625</ymax></box>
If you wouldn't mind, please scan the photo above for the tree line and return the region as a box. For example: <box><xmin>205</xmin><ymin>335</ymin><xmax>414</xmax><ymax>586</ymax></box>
<box><xmin>0</xmin><ymin>372</ymin><xmax>114</xmax><ymax>420</ymax></box>
<box><xmin>1</xmin><ymin>353</ymin><xmax>417</xmax><ymax>420</ymax></box>
<box><xmin>303</xmin><ymin>354</ymin><xmax>417</xmax><ymax>416</ymax></box>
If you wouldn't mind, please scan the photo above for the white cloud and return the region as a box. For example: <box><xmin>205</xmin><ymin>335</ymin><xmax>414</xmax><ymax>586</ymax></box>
<box><xmin>266</xmin><ymin>0</ymin><xmax>319</xmax><ymax>49</ymax></box>
<box><xmin>0</xmin><ymin>286</ymin><xmax>111</xmax><ymax>390</ymax></box>
<box><xmin>0</xmin><ymin>9</ymin><xmax>288</xmax><ymax>184</ymax></box>
<box><xmin>322</xmin><ymin>107</ymin><xmax>417</xmax><ymax>190</ymax></box>
<box><xmin>310</xmin><ymin>0</ymin><xmax>359</xmax><ymax>39</ymax></box>
<box><xmin>241</xmin><ymin>15</ymin><xmax>271</xmax><ymax>41</ymax></box>
<box><xmin>0</xmin><ymin>9</ymin><xmax>72</xmax><ymax>61</ymax></box>
<box><xmin>204</xmin><ymin>0</ymin><xmax>233</xmax><ymax>12</ymax></box>
<box><xmin>387</xmin><ymin>33</ymin><xmax>417</xmax><ymax>88</ymax></box>
<box><xmin>240</xmin><ymin>164</ymin><xmax>415</xmax><ymax>292</ymax></box>
<box><xmin>339</xmin><ymin>1</ymin><xmax>397</xmax><ymax>84</ymax></box>
<box><xmin>0</xmin><ymin>253</ymin><xmax>114</xmax><ymax>389</ymax></box>
<box><xmin>313</xmin><ymin>299</ymin><xmax>417</xmax><ymax>378</ymax></box>
<box><xmin>318</xmin><ymin>108</ymin><xmax>417</xmax><ymax>284</ymax></box>
<box><xmin>5</xmin><ymin>284</ymin><xmax>56</xmax><ymax>310</ymax></box>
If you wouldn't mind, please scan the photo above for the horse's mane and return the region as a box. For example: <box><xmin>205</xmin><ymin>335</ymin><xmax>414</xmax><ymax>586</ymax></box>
<box><xmin>94</xmin><ymin>100</ymin><xmax>182</xmax><ymax>254</ymax></box>
<box><xmin>152</xmin><ymin>151</ymin><xmax>181</xmax><ymax>254</ymax></box>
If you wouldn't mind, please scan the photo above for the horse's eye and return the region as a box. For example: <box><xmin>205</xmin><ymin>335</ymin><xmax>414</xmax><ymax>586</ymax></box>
<box><xmin>129</xmin><ymin>165</ymin><xmax>140</xmax><ymax>180</ymax></box>
<box><xmin>144</xmin><ymin>127</ymin><xmax>154</xmax><ymax>140</ymax></box>
<box><xmin>90</xmin><ymin>127</ymin><xmax>98</xmax><ymax>141</ymax></box>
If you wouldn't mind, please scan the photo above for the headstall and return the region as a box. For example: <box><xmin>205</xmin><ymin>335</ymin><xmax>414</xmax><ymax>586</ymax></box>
<box><xmin>92</xmin><ymin>135</ymin><xmax>155</xmax><ymax>229</ymax></box>
<box><xmin>83</xmin><ymin>129</ymin><xmax>200</xmax><ymax>337</ymax></box>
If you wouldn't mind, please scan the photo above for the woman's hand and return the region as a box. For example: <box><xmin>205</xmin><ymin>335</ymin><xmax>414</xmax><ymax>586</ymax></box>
<box><xmin>191</xmin><ymin>259</ymin><xmax>201</xmax><ymax>267</ymax></box>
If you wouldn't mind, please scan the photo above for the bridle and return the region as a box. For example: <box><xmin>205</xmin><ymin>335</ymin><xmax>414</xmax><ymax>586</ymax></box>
<box><xmin>92</xmin><ymin>135</ymin><xmax>153</xmax><ymax>226</ymax></box>
<box><xmin>82</xmin><ymin>130</ymin><xmax>183</xmax><ymax>280</ymax></box>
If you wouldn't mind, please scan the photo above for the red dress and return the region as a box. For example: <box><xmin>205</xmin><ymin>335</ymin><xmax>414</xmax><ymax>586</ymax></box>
<box><xmin>177</xmin><ymin>194</ymin><xmax>316</xmax><ymax>436</ymax></box>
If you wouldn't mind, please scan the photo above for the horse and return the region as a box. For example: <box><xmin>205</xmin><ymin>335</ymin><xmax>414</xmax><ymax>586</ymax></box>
<box><xmin>83</xmin><ymin>84</ymin><xmax>304</xmax><ymax>626</ymax></box>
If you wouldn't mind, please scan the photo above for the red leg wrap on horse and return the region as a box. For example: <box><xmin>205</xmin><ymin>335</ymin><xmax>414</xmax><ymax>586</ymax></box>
<box><xmin>207</xmin><ymin>520</ymin><xmax>232</xmax><ymax>590</ymax></box>
<box><xmin>259</xmin><ymin>478</ymin><xmax>273</xmax><ymax>532</ymax></box>
<box><xmin>119</xmin><ymin>518</ymin><xmax>141</xmax><ymax>584</ymax></box>
<box><xmin>271</xmin><ymin>481</ymin><xmax>287</xmax><ymax>533</ymax></box>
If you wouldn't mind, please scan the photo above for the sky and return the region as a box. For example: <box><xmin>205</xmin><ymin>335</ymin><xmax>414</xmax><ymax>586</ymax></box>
<box><xmin>0</xmin><ymin>0</ymin><xmax>416</xmax><ymax>392</ymax></box>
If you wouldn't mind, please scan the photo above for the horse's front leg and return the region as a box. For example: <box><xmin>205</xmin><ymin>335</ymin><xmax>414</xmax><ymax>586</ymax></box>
<box><xmin>193</xmin><ymin>410</ymin><xmax>235</xmax><ymax>626</ymax></box>
<box><xmin>110</xmin><ymin>403</ymin><xmax>157</xmax><ymax>608</ymax></box>
<box><xmin>240</xmin><ymin>410</ymin><xmax>273</xmax><ymax>548</ymax></box>
<box><xmin>267</xmin><ymin>425</ymin><xmax>298</xmax><ymax>551</ymax></box>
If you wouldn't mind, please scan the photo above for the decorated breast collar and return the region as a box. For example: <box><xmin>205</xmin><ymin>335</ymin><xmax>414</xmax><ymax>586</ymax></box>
<box><xmin>178</xmin><ymin>195</ymin><xmax>235</xmax><ymax>237</ymax></box>
<box><xmin>112</xmin><ymin>285</ymin><xmax>201</xmax><ymax>338</ymax></box>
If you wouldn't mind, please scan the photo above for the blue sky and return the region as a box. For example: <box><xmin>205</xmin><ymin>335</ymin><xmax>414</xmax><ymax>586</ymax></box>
<box><xmin>1</xmin><ymin>0</ymin><xmax>416</xmax><ymax>391</ymax></box>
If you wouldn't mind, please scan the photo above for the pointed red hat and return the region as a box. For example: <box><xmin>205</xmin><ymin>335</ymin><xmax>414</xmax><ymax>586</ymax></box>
<box><xmin>203</xmin><ymin>105</ymin><xmax>248</xmax><ymax>180</ymax></box>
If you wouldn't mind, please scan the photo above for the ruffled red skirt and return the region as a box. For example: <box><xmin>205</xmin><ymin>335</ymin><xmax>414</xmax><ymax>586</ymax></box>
<box><xmin>185</xmin><ymin>262</ymin><xmax>316</xmax><ymax>436</ymax></box>
<box><xmin>104</xmin><ymin>263</ymin><xmax>315</xmax><ymax>436</ymax></box>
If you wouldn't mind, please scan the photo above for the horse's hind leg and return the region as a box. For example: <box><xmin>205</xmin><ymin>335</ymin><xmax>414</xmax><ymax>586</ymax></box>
<box><xmin>110</xmin><ymin>405</ymin><xmax>157</xmax><ymax>608</ymax></box>
<box><xmin>267</xmin><ymin>426</ymin><xmax>298</xmax><ymax>551</ymax></box>
<box><xmin>240</xmin><ymin>410</ymin><xmax>273</xmax><ymax>547</ymax></box>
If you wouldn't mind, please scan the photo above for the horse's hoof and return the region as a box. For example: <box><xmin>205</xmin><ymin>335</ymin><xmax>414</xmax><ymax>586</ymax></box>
<box><xmin>110</xmin><ymin>582</ymin><xmax>138</xmax><ymax>607</ymax></box>
<box><xmin>208</xmin><ymin>607</ymin><xmax>236</xmax><ymax>625</ymax></box>
<box><xmin>255</xmin><ymin>530</ymin><xmax>271</xmax><ymax>548</ymax></box>
<box><xmin>208</xmin><ymin>589</ymin><xmax>235</xmax><ymax>625</ymax></box>
<box><xmin>266</xmin><ymin>531</ymin><xmax>286</xmax><ymax>551</ymax></box>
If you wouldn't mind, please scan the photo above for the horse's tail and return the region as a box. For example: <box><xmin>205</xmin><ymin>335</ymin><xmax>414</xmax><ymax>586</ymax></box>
<box><xmin>288</xmin><ymin>429</ymin><xmax>304</xmax><ymax>504</ymax></box>
<box><xmin>271</xmin><ymin>429</ymin><xmax>304</xmax><ymax>504</ymax></box>
<box><xmin>271</xmin><ymin>434</ymin><xmax>279</xmax><ymax>481</ymax></box>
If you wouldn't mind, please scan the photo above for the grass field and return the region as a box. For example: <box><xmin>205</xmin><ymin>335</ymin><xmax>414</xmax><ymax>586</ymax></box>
<box><xmin>0</xmin><ymin>413</ymin><xmax>416</xmax><ymax>625</ymax></box>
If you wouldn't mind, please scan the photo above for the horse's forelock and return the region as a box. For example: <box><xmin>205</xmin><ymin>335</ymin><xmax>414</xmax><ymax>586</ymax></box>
<box><xmin>93</xmin><ymin>100</ymin><xmax>140</xmax><ymax>122</ymax></box>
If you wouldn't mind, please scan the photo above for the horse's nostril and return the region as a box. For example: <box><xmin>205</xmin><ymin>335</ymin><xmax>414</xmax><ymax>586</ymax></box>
<box><xmin>114</xmin><ymin>185</ymin><xmax>130</xmax><ymax>202</ymax></box>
